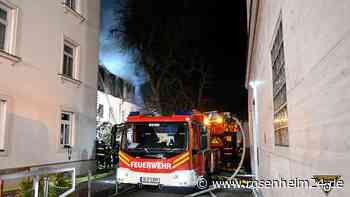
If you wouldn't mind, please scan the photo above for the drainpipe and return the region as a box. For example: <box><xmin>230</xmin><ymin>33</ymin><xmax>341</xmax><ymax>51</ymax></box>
<box><xmin>247</xmin><ymin>0</ymin><xmax>261</xmax><ymax>190</ymax></box>
<box><xmin>0</xmin><ymin>179</ymin><xmax>3</xmax><ymax>197</ymax></box>
<box><xmin>249</xmin><ymin>81</ymin><xmax>263</xmax><ymax>197</ymax></box>
<box><xmin>250</xmin><ymin>82</ymin><xmax>260</xmax><ymax>179</ymax></box>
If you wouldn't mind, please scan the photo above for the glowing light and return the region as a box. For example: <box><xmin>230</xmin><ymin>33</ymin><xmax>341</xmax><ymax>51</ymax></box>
<box><xmin>204</xmin><ymin>117</ymin><xmax>210</xmax><ymax>125</ymax></box>
<box><xmin>216</xmin><ymin>116</ymin><xmax>223</xmax><ymax>124</ymax></box>
<box><xmin>249</xmin><ymin>80</ymin><xmax>263</xmax><ymax>88</ymax></box>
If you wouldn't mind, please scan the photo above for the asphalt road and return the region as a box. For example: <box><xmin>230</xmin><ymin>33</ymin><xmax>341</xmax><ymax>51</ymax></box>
<box><xmin>116</xmin><ymin>187</ymin><xmax>253</xmax><ymax>197</ymax></box>
<box><xmin>91</xmin><ymin>174</ymin><xmax>253</xmax><ymax>197</ymax></box>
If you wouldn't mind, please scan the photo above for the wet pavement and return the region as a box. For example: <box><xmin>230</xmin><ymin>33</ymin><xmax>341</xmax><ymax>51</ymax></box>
<box><xmin>112</xmin><ymin>188</ymin><xmax>253</xmax><ymax>197</ymax></box>
<box><xmin>89</xmin><ymin>175</ymin><xmax>253</xmax><ymax>197</ymax></box>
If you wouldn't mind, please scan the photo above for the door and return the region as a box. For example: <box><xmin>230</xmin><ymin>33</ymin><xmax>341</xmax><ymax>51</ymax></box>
<box><xmin>191</xmin><ymin>122</ymin><xmax>205</xmax><ymax>175</ymax></box>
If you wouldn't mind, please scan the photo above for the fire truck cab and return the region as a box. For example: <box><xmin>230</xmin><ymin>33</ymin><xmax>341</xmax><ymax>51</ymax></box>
<box><xmin>117</xmin><ymin>110</ymin><xmax>213</xmax><ymax>188</ymax></box>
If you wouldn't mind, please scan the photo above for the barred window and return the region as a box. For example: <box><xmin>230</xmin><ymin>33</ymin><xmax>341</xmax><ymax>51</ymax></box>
<box><xmin>65</xmin><ymin>0</ymin><xmax>76</xmax><ymax>10</ymax></box>
<box><xmin>271</xmin><ymin>20</ymin><xmax>289</xmax><ymax>146</ymax></box>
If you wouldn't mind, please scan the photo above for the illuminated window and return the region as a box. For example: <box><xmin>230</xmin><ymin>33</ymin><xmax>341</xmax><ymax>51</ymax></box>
<box><xmin>0</xmin><ymin>99</ymin><xmax>6</xmax><ymax>151</ymax></box>
<box><xmin>60</xmin><ymin>111</ymin><xmax>74</xmax><ymax>145</ymax></box>
<box><xmin>271</xmin><ymin>19</ymin><xmax>289</xmax><ymax>146</ymax></box>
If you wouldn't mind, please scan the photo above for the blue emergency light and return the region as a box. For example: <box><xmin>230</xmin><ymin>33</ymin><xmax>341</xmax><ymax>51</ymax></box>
<box><xmin>129</xmin><ymin>111</ymin><xmax>140</xmax><ymax>116</ymax></box>
<box><xmin>175</xmin><ymin>110</ymin><xmax>192</xmax><ymax>115</ymax></box>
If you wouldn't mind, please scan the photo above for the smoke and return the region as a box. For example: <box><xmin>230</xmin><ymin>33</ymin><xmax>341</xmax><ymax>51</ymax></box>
<box><xmin>99</xmin><ymin>0</ymin><xmax>146</xmax><ymax>107</ymax></box>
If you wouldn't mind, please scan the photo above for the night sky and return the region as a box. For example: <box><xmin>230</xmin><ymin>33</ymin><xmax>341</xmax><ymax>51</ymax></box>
<box><xmin>193</xmin><ymin>1</ymin><xmax>248</xmax><ymax>119</ymax></box>
<box><xmin>100</xmin><ymin>0</ymin><xmax>248</xmax><ymax>120</ymax></box>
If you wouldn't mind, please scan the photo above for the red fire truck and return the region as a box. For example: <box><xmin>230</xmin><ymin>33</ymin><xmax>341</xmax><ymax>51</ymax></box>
<box><xmin>203</xmin><ymin>111</ymin><xmax>242</xmax><ymax>170</ymax></box>
<box><xmin>116</xmin><ymin>110</ymin><xmax>216</xmax><ymax>188</ymax></box>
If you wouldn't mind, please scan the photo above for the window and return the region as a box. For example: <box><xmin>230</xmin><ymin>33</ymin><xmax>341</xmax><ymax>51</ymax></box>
<box><xmin>97</xmin><ymin>104</ymin><xmax>104</xmax><ymax>118</ymax></box>
<box><xmin>0</xmin><ymin>6</ymin><xmax>8</xmax><ymax>50</ymax></box>
<box><xmin>200</xmin><ymin>125</ymin><xmax>208</xmax><ymax>150</ymax></box>
<box><xmin>60</xmin><ymin>111</ymin><xmax>74</xmax><ymax>145</ymax></box>
<box><xmin>0</xmin><ymin>1</ymin><xmax>18</xmax><ymax>55</ymax></box>
<box><xmin>109</xmin><ymin>107</ymin><xmax>113</xmax><ymax>120</ymax></box>
<box><xmin>62</xmin><ymin>0</ymin><xmax>85</xmax><ymax>22</ymax></box>
<box><xmin>121</xmin><ymin>110</ymin><xmax>125</xmax><ymax>122</ymax></box>
<box><xmin>271</xmin><ymin>19</ymin><xmax>289</xmax><ymax>146</ymax></box>
<box><xmin>0</xmin><ymin>99</ymin><xmax>6</xmax><ymax>151</ymax></box>
<box><xmin>59</xmin><ymin>38</ymin><xmax>81</xmax><ymax>85</ymax></box>
<box><xmin>65</xmin><ymin>0</ymin><xmax>76</xmax><ymax>10</ymax></box>
<box><xmin>62</xmin><ymin>41</ymin><xmax>75</xmax><ymax>78</ymax></box>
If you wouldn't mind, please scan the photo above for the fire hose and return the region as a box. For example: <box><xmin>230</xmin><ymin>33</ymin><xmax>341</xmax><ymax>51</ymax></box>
<box><xmin>185</xmin><ymin>117</ymin><xmax>247</xmax><ymax>197</ymax></box>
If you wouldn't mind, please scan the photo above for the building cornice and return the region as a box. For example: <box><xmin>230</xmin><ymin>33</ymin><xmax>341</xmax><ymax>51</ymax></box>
<box><xmin>0</xmin><ymin>50</ymin><xmax>21</xmax><ymax>65</ymax></box>
<box><xmin>58</xmin><ymin>74</ymin><xmax>82</xmax><ymax>87</ymax></box>
<box><xmin>62</xmin><ymin>2</ymin><xmax>86</xmax><ymax>23</ymax></box>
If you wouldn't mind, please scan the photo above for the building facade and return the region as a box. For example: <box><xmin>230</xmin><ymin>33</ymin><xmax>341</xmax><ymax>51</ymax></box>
<box><xmin>97</xmin><ymin>65</ymin><xmax>138</xmax><ymax>126</ymax></box>
<box><xmin>246</xmin><ymin>0</ymin><xmax>350</xmax><ymax>196</ymax></box>
<box><xmin>0</xmin><ymin>0</ymin><xmax>100</xmax><ymax>175</ymax></box>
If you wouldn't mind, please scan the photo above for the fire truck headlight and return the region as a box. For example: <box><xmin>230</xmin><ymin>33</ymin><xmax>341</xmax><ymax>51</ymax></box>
<box><xmin>117</xmin><ymin>168</ymin><xmax>129</xmax><ymax>182</ymax></box>
<box><xmin>172</xmin><ymin>171</ymin><xmax>196</xmax><ymax>186</ymax></box>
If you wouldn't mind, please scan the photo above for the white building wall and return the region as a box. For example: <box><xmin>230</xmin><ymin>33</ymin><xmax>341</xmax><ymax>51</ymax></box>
<box><xmin>0</xmin><ymin>0</ymin><xmax>100</xmax><ymax>174</ymax></box>
<box><xmin>97</xmin><ymin>91</ymin><xmax>138</xmax><ymax>125</ymax></box>
<box><xmin>247</xmin><ymin>0</ymin><xmax>350</xmax><ymax>197</ymax></box>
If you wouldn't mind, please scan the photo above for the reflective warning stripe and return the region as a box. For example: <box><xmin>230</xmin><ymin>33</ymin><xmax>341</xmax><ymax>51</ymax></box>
<box><xmin>119</xmin><ymin>155</ymin><xmax>129</xmax><ymax>166</ymax></box>
<box><xmin>172</xmin><ymin>157</ymin><xmax>190</xmax><ymax>169</ymax></box>
<box><xmin>119</xmin><ymin>152</ymin><xmax>129</xmax><ymax>162</ymax></box>
<box><xmin>173</xmin><ymin>152</ymin><xmax>189</xmax><ymax>164</ymax></box>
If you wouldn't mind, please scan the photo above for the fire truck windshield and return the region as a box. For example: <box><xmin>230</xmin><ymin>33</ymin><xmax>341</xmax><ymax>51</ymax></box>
<box><xmin>121</xmin><ymin>122</ymin><xmax>188</xmax><ymax>157</ymax></box>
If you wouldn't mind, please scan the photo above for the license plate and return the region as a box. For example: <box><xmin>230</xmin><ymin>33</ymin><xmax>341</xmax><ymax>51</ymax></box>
<box><xmin>140</xmin><ymin>177</ymin><xmax>160</xmax><ymax>184</ymax></box>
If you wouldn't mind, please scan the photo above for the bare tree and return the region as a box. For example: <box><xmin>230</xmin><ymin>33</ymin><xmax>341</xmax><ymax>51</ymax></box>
<box><xmin>110</xmin><ymin>0</ymin><xmax>213</xmax><ymax>113</ymax></box>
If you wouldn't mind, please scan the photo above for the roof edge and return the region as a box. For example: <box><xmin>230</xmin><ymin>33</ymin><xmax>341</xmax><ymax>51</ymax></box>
<box><xmin>245</xmin><ymin>0</ymin><xmax>260</xmax><ymax>89</ymax></box>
